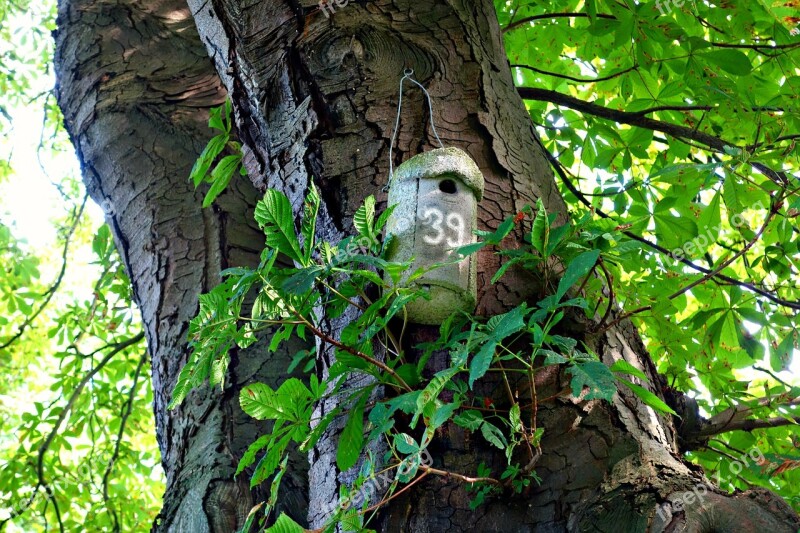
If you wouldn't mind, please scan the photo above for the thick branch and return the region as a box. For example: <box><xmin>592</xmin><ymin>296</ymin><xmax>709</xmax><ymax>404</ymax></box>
<box><xmin>518</xmin><ymin>87</ymin><xmax>793</xmax><ymax>185</ymax></box>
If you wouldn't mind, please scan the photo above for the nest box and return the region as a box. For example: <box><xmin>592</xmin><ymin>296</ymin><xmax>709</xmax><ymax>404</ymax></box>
<box><xmin>385</xmin><ymin>147</ymin><xmax>484</xmax><ymax>325</ymax></box>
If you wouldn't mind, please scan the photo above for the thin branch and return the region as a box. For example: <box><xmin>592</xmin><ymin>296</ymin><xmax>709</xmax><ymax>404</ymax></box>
<box><xmin>298</xmin><ymin>316</ymin><xmax>412</xmax><ymax>392</ymax></box>
<box><xmin>102</xmin><ymin>351</ymin><xmax>148</xmax><ymax>533</ymax></box>
<box><xmin>518</xmin><ymin>87</ymin><xmax>793</xmax><ymax>185</ymax></box>
<box><xmin>419</xmin><ymin>465</ymin><xmax>502</xmax><ymax>486</ymax></box>
<box><xmin>503</xmin><ymin>12</ymin><xmax>615</xmax><ymax>33</ymax></box>
<box><xmin>690</xmin><ymin>394</ymin><xmax>800</xmax><ymax>438</ymax></box>
<box><xmin>541</xmin><ymin>146</ymin><xmax>800</xmax><ymax>310</ymax></box>
<box><xmin>510</xmin><ymin>63</ymin><xmax>637</xmax><ymax>84</ymax></box>
<box><xmin>0</xmin><ymin>194</ymin><xmax>89</xmax><ymax>351</ymax></box>
<box><xmin>697</xmin><ymin>415</ymin><xmax>800</xmax><ymax>437</ymax></box>
<box><xmin>0</xmin><ymin>333</ymin><xmax>146</xmax><ymax>530</ymax></box>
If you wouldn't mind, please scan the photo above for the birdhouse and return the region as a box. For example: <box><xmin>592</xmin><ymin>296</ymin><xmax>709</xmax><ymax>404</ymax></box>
<box><xmin>385</xmin><ymin>147</ymin><xmax>484</xmax><ymax>325</ymax></box>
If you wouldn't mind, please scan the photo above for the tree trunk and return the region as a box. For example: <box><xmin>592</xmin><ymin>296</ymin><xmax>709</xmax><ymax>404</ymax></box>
<box><xmin>55</xmin><ymin>0</ymin><xmax>800</xmax><ymax>531</ymax></box>
<box><xmin>53</xmin><ymin>1</ymin><xmax>309</xmax><ymax>530</ymax></box>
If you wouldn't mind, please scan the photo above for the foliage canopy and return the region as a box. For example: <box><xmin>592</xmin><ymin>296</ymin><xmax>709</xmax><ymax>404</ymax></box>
<box><xmin>0</xmin><ymin>0</ymin><xmax>798</xmax><ymax>531</ymax></box>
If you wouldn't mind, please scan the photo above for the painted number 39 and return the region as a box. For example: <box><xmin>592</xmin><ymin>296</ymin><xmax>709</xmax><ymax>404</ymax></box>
<box><xmin>419</xmin><ymin>207</ymin><xmax>465</xmax><ymax>247</ymax></box>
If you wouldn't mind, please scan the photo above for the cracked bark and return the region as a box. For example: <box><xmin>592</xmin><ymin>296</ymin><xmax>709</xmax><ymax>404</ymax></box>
<box><xmin>54</xmin><ymin>1</ymin><xmax>308</xmax><ymax>531</ymax></box>
<box><xmin>55</xmin><ymin>0</ymin><xmax>800</xmax><ymax>531</ymax></box>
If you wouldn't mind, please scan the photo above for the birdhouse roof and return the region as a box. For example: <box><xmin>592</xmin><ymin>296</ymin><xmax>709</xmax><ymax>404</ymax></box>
<box><xmin>392</xmin><ymin>147</ymin><xmax>484</xmax><ymax>200</ymax></box>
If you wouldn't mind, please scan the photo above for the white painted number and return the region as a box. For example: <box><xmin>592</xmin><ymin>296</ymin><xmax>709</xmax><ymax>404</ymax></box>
<box><xmin>445</xmin><ymin>212</ymin><xmax>464</xmax><ymax>247</ymax></box>
<box><xmin>420</xmin><ymin>207</ymin><xmax>465</xmax><ymax>247</ymax></box>
<box><xmin>420</xmin><ymin>207</ymin><xmax>444</xmax><ymax>245</ymax></box>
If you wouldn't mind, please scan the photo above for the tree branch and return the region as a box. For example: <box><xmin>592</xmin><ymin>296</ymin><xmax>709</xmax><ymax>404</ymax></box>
<box><xmin>539</xmin><ymin>142</ymin><xmax>800</xmax><ymax>311</ymax></box>
<box><xmin>518</xmin><ymin>87</ymin><xmax>794</xmax><ymax>186</ymax></box>
<box><xmin>0</xmin><ymin>194</ymin><xmax>88</xmax><ymax>352</ymax></box>
<box><xmin>510</xmin><ymin>63</ymin><xmax>637</xmax><ymax>84</ymax></box>
<box><xmin>102</xmin><ymin>350</ymin><xmax>148</xmax><ymax>533</ymax></box>
<box><xmin>502</xmin><ymin>12</ymin><xmax>615</xmax><ymax>33</ymax></box>
<box><xmin>688</xmin><ymin>395</ymin><xmax>800</xmax><ymax>438</ymax></box>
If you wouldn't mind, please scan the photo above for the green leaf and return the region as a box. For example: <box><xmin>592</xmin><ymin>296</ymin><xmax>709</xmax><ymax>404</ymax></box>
<box><xmin>509</xmin><ymin>403</ymin><xmax>522</xmax><ymax>433</ymax></box>
<box><xmin>469</xmin><ymin>340</ymin><xmax>497</xmax><ymax>389</ymax></box>
<box><xmin>556</xmin><ymin>249</ymin><xmax>600</xmax><ymax>301</ymax></box>
<box><xmin>354</xmin><ymin>195</ymin><xmax>376</xmax><ymax>243</ymax></box>
<box><xmin>394</xmin><ymin>433</ymin><xmax>420</xmax><ymax>455</ymax></box>
<box><xmin>252</xmin><ymin>431</ymin><xmax>292</xmax><ymax>486</ymax></box>
<box><xmin>255</xmin><ymin>190</ymin><xmax>305</xmax><ymax>264</ymax></box>
<box><xmin>430</xmin><ymin>402</ymin><xmax>460</xmax><ymax>430</ymax></box>
<box><xmin>191</xmin><ymin>133</ymin><xmax>228</xmax><ymax>187</ymax></box>
<box><xmin>567</xmin><ymin>360</ymin><xmax>616</xmax><ymax>401</ymax></box>
<box><xmin>240</xmin><ymin>379</ymin><xmax>311</xmax><ymax>422</ymax></box>
<box><xmin>487</xmin><ymin>305</ymin><xmax>527</xmax><ymax>341</ymax></box>
<box><xmin>704</xmin><ymin>50</ymin><xmax>752</xmax><ymax>75</ymax></box>
<box><xmin>531</xmin><ymin>199</ymin><xmax>549</xmax><ymax>256</ymax></box>
<box><xmin>203</xmin><ymin>154</ymin><xmax>241</xmax><ymax>208</ymax></box>
<box><xmin>653</xmin><ymin>213</ymin><xmax>699</xmax><ymax>252</ymax></box>
<box><xmin>301</xmin><ymin>183</ymin><xmax>320</xmax><ymax>264</ymax></box>
<box><xmin>208</xmin><ymin>105</ymin><xmax>224</xmax><ymax>132</ymax></box>
<box><xmin>453</xmin><ymin>409</ymin><xmax>484</xmax><ymax>431</ymax></box>
<box><xmin>480</xmin><ymin>421</ymin><xmax>507</xmax><ymax>449</ymax></box>
<box><xmin>618</xmin><ymin>378</ymin><xmax>677</xmax><ymax>415</ymax></box>
<box><xmin>376</xmin><ymin>203</ymin><xmax>397</xmax><ymax>233</ymax></box>
<box><xmin>282</xmin><ymin>265</ymin><xmax>323</xmax><ymax>295</ymax></box>
<box><xmin>265</xmin><ymin>513</ymin><xmax>305</xmax><ymax>533</ymax></box>
<box><xmin>610</xmin><ymin>359</ymin><xmax>649</xmax><ymax>381</ymax></box>
<box><xmin>337</xmin><ymin>393</ymin><xmax>368</xmax><ymax>471</ymax></box>
<box><xmin>419</xmin><ymin>367</ymin><xmax>459</xmax><ymax>410</ymax></box>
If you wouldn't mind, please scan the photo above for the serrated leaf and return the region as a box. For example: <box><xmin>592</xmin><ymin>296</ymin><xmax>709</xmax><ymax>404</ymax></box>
<box><xmin>531</xmin><ymin>199</ymin><xmax>549</xmax><ymax>256</ymax></box>
<box><xmin>394</xmin><ymin>433</ymin><xmax>420</xmax><ymax>455</ymax></box>
<box><xmin>240</xmin><ymin>379</ymin><xmax>311</xmax><ymax>422</ymax></box>
<box><xmin>337</xmin><ymin>393</ymin><xmax>368</xmax><ymax>471</ymax></box>
<box><xmin>265</xmin><ymin>513</ymin><xmax>305</xmax><ymax>533</ymax></box>
<box><xmin>419</xmin><ymin>367</ymin><xmax>459</xmax><ymax>410</ymax></box>
<box><xmin>618</xmin><ymin>378</ymin><xmax>677</xmax><ymax>415</ymax></box>
<box><xmin>191</xmin><ymin>133</ymin><xmax>228</xmax><ymax>187</ymax></box>
<box><xmin>430</xmin><ymin>402</ymin><xmax>459</xmax><ymax>430</ymax></box>
<box><xmin>610</xmin><ymin>359</ymin><xmax>648</xmax><ymax>381</ymax></box>
<box><xmin>301</xmin><ymin>184</ymin><xmax>320</xmax><ymax>264</ymax></box>
<box><xmin>255</xmin><ymin>190</ymin><xmax>304</xmax><ymax>264</ymax></box>
<box><xmin>453</xmin><ymin>409</ymin><xmax>484</xmax><ymax>430</ymax></box>
<box><xmin>487</xmin><ymin>305</ymin><xmax>527</xmax><ymax>341</ymax></box>
<box><xmin>469</xmin><ymin>340</ymin><xmax>496</xmax><ymax>389</ymax></box>
<box><xmin>556</xmin><ymin>249</ymin><xmax>600</xmax><ymax>301</ymax></box>
<box><xmin>480</xmin><ymin>421</ymin><xmax>507</xmax><ymax>449</ymax></box>
<box><xmin>251</xmin><ymin>431</ymin><xmax>292</xmax><ymax>486</ymax></box>
<box><xmin>705</xmin><ymin>49</ymin><xmax>752</xmax><ymax>75</ymax></box>
<box><xmin>509</xmin><ymin>403</ymin><xmax>522</xmax><ymax>432</ymax></box>
<box><xmin>376</xmin><ymin>203</ymin><xmax>397</xmax><ymax>233</ymax></box>
<box><xmin>354</xmin><ymin>195</ymin><xmax>376</xmax><ymax>242</ymax></box>
<box><xmin>567</xmin><ymin>360</ymin><xmax>616</xmax><ymax>401</ymax></box>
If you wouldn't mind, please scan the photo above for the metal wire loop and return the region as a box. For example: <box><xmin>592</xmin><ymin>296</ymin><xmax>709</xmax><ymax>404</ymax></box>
<box><xmin>384</xmin><ymin>69</ymin><xmax>445</xmax><ymax>192</ymax></box>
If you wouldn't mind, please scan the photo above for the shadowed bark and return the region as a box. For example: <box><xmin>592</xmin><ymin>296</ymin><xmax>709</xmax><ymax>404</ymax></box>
<box><xmin>55</xmin><ymin>0</ymin><xmax>800</xmax><ymax>531</ymax></box>
<box><xmin>54</xmin><ymin>1</ymin><xmax>308</xmax><ymax>530</ymax></box>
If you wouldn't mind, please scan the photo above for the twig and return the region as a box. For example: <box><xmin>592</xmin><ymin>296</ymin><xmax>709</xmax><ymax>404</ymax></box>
<box><xmin>542</xmin><ymin>148</ymin><xmax>800</xmax><ymax>310</ymax></box>
<box><xmin>0</xmin><ymin>194</ymin><xmax>89</xmax><ymax>352</ymax></box>
<box><xmin>102</xmin><ymin>351</ymin><xmax>148</xmax><ymax>532</ymax></box>
<box><xmin>518</xmin><ymin>87</ymin><xmax>793</xmax><ymax>185</ymax></box>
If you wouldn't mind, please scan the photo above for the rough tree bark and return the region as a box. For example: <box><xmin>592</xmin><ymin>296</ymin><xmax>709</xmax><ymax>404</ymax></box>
<box><xmin>54</xmin><ymin>0</ymin><xmax>800</xmax><ymax>532</ymax></box>
<box><xmin>53</xmin><ymin>2</ymin><xmax>308</xmax><ymax>530</ymax></box>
